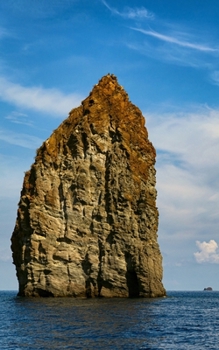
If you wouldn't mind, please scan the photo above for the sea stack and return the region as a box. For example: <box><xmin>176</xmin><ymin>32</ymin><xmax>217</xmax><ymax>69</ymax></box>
<box><xmin>11</xmin><ymin>74</ymin><xmax>166</xmax><ymax>298</ymax></box>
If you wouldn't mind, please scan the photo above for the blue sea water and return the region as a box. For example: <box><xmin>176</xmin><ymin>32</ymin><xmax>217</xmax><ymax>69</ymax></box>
<box><xmin>0</xmin><ymin>291</ymin><xmax>219</xmax><ymax>349</ymax></box>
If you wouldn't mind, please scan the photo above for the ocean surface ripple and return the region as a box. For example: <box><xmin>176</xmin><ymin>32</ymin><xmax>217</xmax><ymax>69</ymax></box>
<box><xmin>0</xmin><ymin>291</ymin><xmax>219</xmax><ymax>349</ymax></box>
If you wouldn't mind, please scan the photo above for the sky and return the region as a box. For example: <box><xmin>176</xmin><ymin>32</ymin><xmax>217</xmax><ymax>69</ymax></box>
<box><xmin>0</xmin><ymin>0</ymin><xmax>219</xmax><ymax>292</ymax></box>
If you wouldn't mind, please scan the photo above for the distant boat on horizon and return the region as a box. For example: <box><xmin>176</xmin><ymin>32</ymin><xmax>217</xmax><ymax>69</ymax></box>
<box><xmin>204</xmin><ymin>287</ymin><xmax>213</xmax><ymax>291</ymax></box>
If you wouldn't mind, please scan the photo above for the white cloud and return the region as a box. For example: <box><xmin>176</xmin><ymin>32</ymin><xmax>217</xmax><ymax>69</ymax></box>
<box><xmin>102</xmin><ymin>0</ymin><xmax>153</xmax><ymax>20</ymax></box>
<box><xmin>146</xmin><ymin>108</ymin><xmax>219</xmax><ymax>170</ymax></box>
<box><xmin>145</xmin><ymin>106</ymin><xmax>219</xmax><ymax>245</ymax></box>
<box><xmin>194</xmin><ymin>240</ymin><xmax>219</xmax><ymax>263</ymax></box>
<box><xmin>131</xmin><ymin>27</ymin><xmax>218</xmax><ymax>53</ymax></box>
<box><xmin>0</xmin><ymin>77</ymin><xmax>83</xmax><ymax>116</ymax></box>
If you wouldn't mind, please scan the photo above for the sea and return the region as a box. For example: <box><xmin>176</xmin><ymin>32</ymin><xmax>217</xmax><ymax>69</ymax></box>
<box><xmin>0</xmin><ymin>291</ymin><xmax>219</xmax><ymax>350</ymax></box>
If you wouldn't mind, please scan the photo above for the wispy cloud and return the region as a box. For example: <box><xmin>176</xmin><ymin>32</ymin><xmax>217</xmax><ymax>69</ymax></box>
<box><xmin>0</xmin><ymin>77</ymin><xmax>83</xmax><ymax>116</ymax></box>
<box><xmin>125</xmin><ymin>41</ymin><xmax>207</xmax><ymax>68</ymax></box>
<box><xmin>194</xmin><ymin>240</ymin><xmax>219</xmax><ymax>263</ymax></box>
<box><xmin>0</xmin><ymin>128</ymin><xmax>42</xmax><ymax>149</ymax></box>
<box><xmin>131</xmin><ymin>27</ymin><xmax>218</xmax><ymax>53</ymax></box>
<box><xmin>102</xmin><ymin>1</ymin><xmax>218</xmax><ymax>69</ymax></box>
<box><xmin>5</xmin><ymin>111</ymin><xmax>34</xmax><ymax>127</ymax></box>
<box><xmin>102</xmin><ymin>0</ymin><xmax>153</xmax><ymax>20</ymax></box>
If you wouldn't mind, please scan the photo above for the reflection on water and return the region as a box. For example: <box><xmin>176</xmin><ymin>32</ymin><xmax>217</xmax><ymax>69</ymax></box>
<box><xmin>1</xmin><ymin>291</ymin><xmax>219</xmax><ymax>349</ymax></box>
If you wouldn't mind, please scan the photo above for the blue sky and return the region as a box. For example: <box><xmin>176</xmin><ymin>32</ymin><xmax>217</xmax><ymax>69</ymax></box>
<box><xmin>0</xmin><ymin>0</ymin><xmax>219</xmax><ymax>291</ymax></box>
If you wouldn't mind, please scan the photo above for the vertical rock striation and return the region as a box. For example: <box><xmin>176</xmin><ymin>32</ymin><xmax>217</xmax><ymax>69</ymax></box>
<box><xmin>11</xmin><ymin>74</ymin><xmax>166</xmax><ymax>297</ymax></box>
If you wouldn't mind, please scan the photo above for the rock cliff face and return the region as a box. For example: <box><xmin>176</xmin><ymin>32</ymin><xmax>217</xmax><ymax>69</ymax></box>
<box><xmin>11</xmin><ymin>74</ymin><xmax>166</xmax><ymax>298</ymax></box>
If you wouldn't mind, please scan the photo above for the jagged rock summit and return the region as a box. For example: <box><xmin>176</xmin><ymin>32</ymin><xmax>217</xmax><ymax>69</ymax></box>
<box><xmin>11</xmin><ymin>74</ymin><xmax>166</xmax><ymax>298</ymax></box>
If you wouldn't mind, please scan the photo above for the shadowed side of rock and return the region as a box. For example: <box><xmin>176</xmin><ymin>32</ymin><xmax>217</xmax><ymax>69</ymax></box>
<box><xmin>11</xmin><ymin>74</ymin><xmax>166</xmax><ymax>298</ymax></box>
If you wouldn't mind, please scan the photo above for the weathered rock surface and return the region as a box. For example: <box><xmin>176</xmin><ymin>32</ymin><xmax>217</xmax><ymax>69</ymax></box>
<box><xmin>11</xmin><ymin>74</ymin><xmax>166</xmax><ymax>298</ymax></box>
